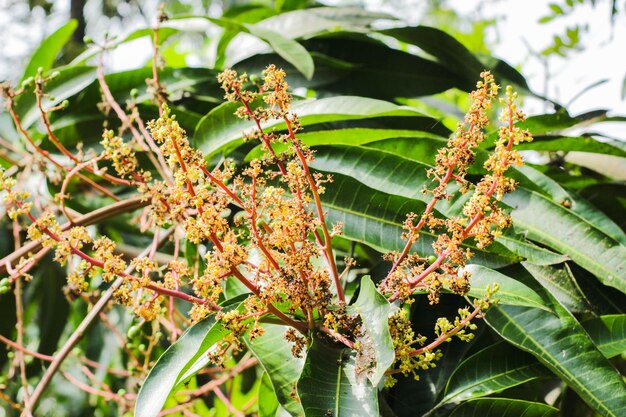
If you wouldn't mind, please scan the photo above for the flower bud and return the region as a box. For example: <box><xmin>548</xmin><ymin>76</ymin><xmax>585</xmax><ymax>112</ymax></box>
<box><xmin>21</xmin><ymin>77</ymin><xmax>34</xmax><ymax>88</ymax></box>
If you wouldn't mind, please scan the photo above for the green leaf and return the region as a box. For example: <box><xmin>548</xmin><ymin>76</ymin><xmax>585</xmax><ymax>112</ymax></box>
<box><xmin>568</xmin><ymin>193</ymin><xmax>626</xmax><ymax>247</ymax></box>
<box><xmin>516</xmin><ymin>135</ymin><xmax>626</xmax><ymax>158</ymax></box>
<box><xmin>208</xmin><ymin>17</ymin><xmax>314</xmax><ymax>79</ymax></box>
<box><xmin>246</xmin><ymin>324</ymin><xmax>305</xmax><ymax>416</ymax></box>
<box><xmin>440</xmin><ymin>343</ymin><xmax>549</xmax><ymax>405</ymax></box>
<box><xmin>245</xmin><ymin>128</ymin><xmax>445</xmax><ymax>161</ymax></box>
<box><xmin>346</xmin><ymin>276</ymin><xmax>395</xmax><ymax>385</ymax></box>
<box><xmin>380</xmin><ymin>26</ymin><xmax>484</xmax><ymax>83</ymax></box>
<box><xmin>496</xmin><ymin>231</ymin><xmax>568</xmax><ymax>266</ymax></box>
<box><xmin>447</xmin><ymin>398</ymin><xmax>559</xmax><ymax>417</ymax></box>
<box><xmin>195</xmin><ymin>96</ymin><xmax>430</xmax><ymax>158</ymax></box>
<box><xmin>258</xmin><ymin>372</ymin><xmax>280</xmax><ymax>417</ymax></box>
<box><xmin>504</xmin><ymin>188</ymin><xmax>626</xmax><ymax>294</ymax></box>
<box><xmin>20</xmin><ymin>20</ymin><xmax>78</xmax><ymax>82</ymax></box>
<box><xmin>297</xmin><ymin>339</ymin><xmax>378</xmax><ymax>417</ymax></box>
<box><xmin>462</xmin><ymin>265</ymin><xmax>549</xmax><ymax>310</ymax></box>
<box><xmin>582</xmin><ymin>315</ymin><xmax>626</xmax><ymax>358</ymax></box>
<box><xmin>135</xmin><ymin>298</ymin><xmax>244</xmax><ymax>417</ymax></box>
<box><xmin>485</xmin><ymin>267</ymin><xmax>626</xmax><ymax>417</ymax></box>
<box><xmin>311</xmin><ymin>145</ymin><xmax>467</xmax><ymax>217</ymax></box>
<box><xmin>247</xmin><ymin>25</ymin><xmax>314</xmax><ymax>80</ymax></box>
<box><xmin>549</xmin><ymin>3</ymin><xmax>565</xmax><ymax>14</ymax></box>
<box><xmin>522</xmin><ymin>263</ymin><xmax>591</xmax><ymax>314</ymax></box>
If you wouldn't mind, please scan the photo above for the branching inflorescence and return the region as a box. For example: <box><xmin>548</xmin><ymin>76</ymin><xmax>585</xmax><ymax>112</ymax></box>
<box><xmin>0</xmin><ymin>58</ymin><xmax>530</xmax><ymax>412</ymax></box>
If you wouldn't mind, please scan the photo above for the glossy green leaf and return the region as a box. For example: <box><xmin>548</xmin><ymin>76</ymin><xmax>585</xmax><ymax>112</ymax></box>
<box><xmin>440</xmin><ymin>343</ymin><xmax>549</xmax><ymax>405</ymax></box>
<box><xmin>135</xmin><ymin>298</ymin><xmax>244</xmax><ymax>417</ymax></box>
<box><xmin>20</xmin><ymin>20</ymin><xmax>78</xmax><ymax>82</ymax></box>
<box><xmin>447</xmin><ymin>398</ymin><xmax>559</xmax><ymax>417</ymax></box>
<box><xmin>246</xmin><ymin>323</ymin><xmax>305</xmax><ymax>416</ymax></box>
<box><xmin>516</xmin><ymin>135</ymin><xmax>626</xmax><ymax>158</ymax></box>
<box><xmin>312</xmin><ymin>145</ymin><xmax>462</xmax><ymax>209</ymax></box>
<box><xmin>195</xmin><ymin>96</ymin><xmax>429</xmax><ymax>157</ymax></box>
<box><xmin>258</xmin><ymin>371</ymin><xmax>280</xmax><ymax>417</ymax></box>
<box><xmin>297</xmin><ymin>339</ymin><xmax>378</xmax><ymax>417</ymax></box>
<box><xmin>245</xmin><ymin>128</ymin><xmax>444</xmax><ymax>161</ymax></box>
<box><xmin>582</xmin><ymin>315</ymin><xmax>626</xmax><ymax>358</ymax></box>
<box><xmin>568</xmin><ymin>193</ymin><xmax>626</xmax><ymax>246</ymax></box>
<box><xmin>485</xmin><ymin>267</ymin><xmax>626</xmax><ymax>417</ymax></box>
<box><xmin>522</xmin><ymin>263</ymin><xmax>591</xmax><ymax>314</ymax></box>
<box><xmin>496</xmin><ymin>232</ymin><xmax>568</xmax><ymax>266</ymax></box>
<box><xmin>346</xmin><ymin>276</ymin><xmax>395</xmax><ymax>385</ymax></box>
<box><xmin>462</xmin><ymin>265</ymin><xmax>549</xmax><ymax>310</ymax></box>
<box><xmin>504</xmin><ymin>188</ymin><xmax>626</xmax><ymax>294</ymax></box>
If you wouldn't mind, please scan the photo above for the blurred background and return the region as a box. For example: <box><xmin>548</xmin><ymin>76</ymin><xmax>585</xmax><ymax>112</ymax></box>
<box><xmin>1</xmin><ymin>0</ymin><xmax>625</xmax><ymax>130</ymax></box>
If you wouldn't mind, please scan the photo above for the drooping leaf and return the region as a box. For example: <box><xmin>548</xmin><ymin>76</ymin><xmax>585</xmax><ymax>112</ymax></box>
<box><xmin>440</xmin><ymin>342</ymin><xmax>549</xmax><ymax>406</ymax></box>
<box><xmin>516</xmin><ymin>135</ymin><xmax>626</xmax><ymax>158</ymax></box>
<box><xmin>225</xmin><ymin>6</ymin><xmax>393</xmax><ymax>66</ymax></box>
<box><xmin>522</xmin><ymin>263</ymin><xmax>592</xmax><ymax>314</ymax></box>
<box><xmin>20</xmin><ymin>20</ymin><xmax>78</xmax><ymax>82</ymax></box>
<box><xmin>582</xmin><ymin>315</ymin><xmax>626</xmax><ymax>359</ymax></box>
<box><xmin>346</xmin><ymin>276</ymin><xmax>395</xmax><ymax>385</ymax></box>
<box><xmin>246</xmin><ymin>323</ymin><xmax>305</xmax><ymax>416</ymax></box>
<box><xmin>208</xmin><ymin>17</ymin><xmax>314</xmax><ymax>79</ymax></box>
<box><xmin>447</xmin><ymin>398</ymin><xmax>559</xmax><ymax>417</ymax></box>
<box><xmin>135</xmin><ymin>297</ymin><xmax>244</xmax><ymax>417</ymax></box>
<box><xmin>485</xmin><ymin>266</ymin><xmax>626</xmax><ymax>417</ymax></box>
<box><xmin>504</xmin><ymin>188</ymin><xmax>626</xmax><ymax>294</ymax></box>
<box><xmin>379</xmin><ymin>26</ymin><xmax>484</xmax><ymax>84</ymax></box>
<box><xmin>297</xmin><ymin>338</ymin><xmax>378</xmax><ymax>417</ymax></box>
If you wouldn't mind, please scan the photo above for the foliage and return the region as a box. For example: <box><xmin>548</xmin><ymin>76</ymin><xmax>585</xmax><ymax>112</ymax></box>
<box><xmin>0</xmin><ymin>3</ymin><xmax>625</xmax><ymax>417</ymax></box>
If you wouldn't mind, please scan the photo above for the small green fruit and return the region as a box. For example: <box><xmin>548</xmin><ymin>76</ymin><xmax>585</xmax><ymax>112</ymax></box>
<box><xmin>427</xmin><ymin>255</ymin><xmax>437</xmax><ymax>264</ymax></box>
<box><xmin>0</xmin><ymin>278</ymin><xmax>10</xmax><ymax>287</ymax></box>
<box><xmin>130</xmin><ymin>88</ymin><xmax>139</xmax><ymax>98</ymax></box>
<box><xmin>127</xmin><ymin>325</ymin><xmax>141</xmax><ymax>339</ymax></box>
<box><xmin>0</xmin><ymin>286</ymin><xmax>10</xmax><ymax>295</ymax></box>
